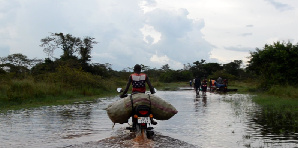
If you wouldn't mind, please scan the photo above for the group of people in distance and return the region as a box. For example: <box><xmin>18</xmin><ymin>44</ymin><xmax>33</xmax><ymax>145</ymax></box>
<box><xmin>190</xmin><ymin>76</ymin><xmax>208</xmax><ymax>96</ymax></box>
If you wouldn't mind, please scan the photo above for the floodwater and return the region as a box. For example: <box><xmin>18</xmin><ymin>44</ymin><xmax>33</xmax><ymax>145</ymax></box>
<box><xmin>0</xmin><ymin>89</ymin><xmax>297</xmax><ymax>148</ymax></box>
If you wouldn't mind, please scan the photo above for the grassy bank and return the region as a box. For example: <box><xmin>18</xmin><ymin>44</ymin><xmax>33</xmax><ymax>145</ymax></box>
<box><xmin>0</xmin><ymin>78</ymin><xmax>188</xmax><ymax>112</ymax></box>
<box><xmin>231</xmin><ymin>81</ymin><xmax>298</xmax><ymax>134</ymax></box>
<box><xmin>251</xmin><ymin>94</ymin><xmax>298</xmax><ymax>134</ymax></box>
<box><xmin>0</xmin><ymin>77</ymin><xmax>121</xmax><ymax>113</ymax></box>
<box><xmin>0</xmin><ymin>67</ymin><xmax>128</xmax><ymax>113</ymax></box>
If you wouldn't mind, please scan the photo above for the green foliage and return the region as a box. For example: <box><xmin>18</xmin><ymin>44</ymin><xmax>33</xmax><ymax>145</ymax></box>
<box><xmin>266</xmin><ymin>85</ymin><xmax>298</xmax><ymax>99</ymax></box>
<box><xmin>252</xmin><ymin>93</ymin><xmax>298</xmax><ymax>134</ymax></box>
<box><xmin>40</xmin><ymin>33</ymin><xmax>97</xmax><ymax>71</ymax></box>
<box><xmin>0</xmin><ymin>53</ymin><xmax>42</xmax><ymax>78</ymax></box>
<box><xmin>203</xmin><ymin>62</ymin><xmax>223</xmax><ymax>76</ymax></box>
<box><xmin>209</xmin><ymin>70</ymin><xmax>236</xmax><ymax>80</ymax></box>
<box><xmin>190</xmin><ymin>59</ymin><xmax>207</xmax><ymax>77</ymax></box>
<box><xmin>159</xmin><ymin>70</ymin><xmax>193</xmax><ymax>83</ymax></box>
<box><xmin>223</xmin><ymin>60</ymin><xmax>242</xmax><ymax>77</ymax></box>
<box><xmin>0</xmin><ymin>66</ymin><xmax>119</xmax><ymax>110</ymax></box>
<box><xmin>1</xmin><ymin>33</ymin><xmax>297</xmax><ymax>116</ymax></box>
<box><xmin>247</xmin><ymin>41</ymin><xmax>298</xmax><ymax>88</ymax></box>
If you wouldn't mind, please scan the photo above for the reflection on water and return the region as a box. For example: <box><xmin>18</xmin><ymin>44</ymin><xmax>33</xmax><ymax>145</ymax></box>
<box><xmin>154</xmin><ymin>90</ymin><xmax>297</xmax><ymax>148</ymax></box>
<box><xmin>0</xmin><ymin>90</ymin><xmax>297</xmax><ymax>148</ymax></box>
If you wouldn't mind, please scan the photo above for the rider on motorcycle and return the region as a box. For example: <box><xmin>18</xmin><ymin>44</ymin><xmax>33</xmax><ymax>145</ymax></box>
<box><xmin>120</xmin><ymin>64</ymin><xmax>155</xmax><ymax>98</ymax></box>
<box><xmin>120</xmin><ymin>64</ymin><xmax>157</xmax><ymax>125</ymax></box>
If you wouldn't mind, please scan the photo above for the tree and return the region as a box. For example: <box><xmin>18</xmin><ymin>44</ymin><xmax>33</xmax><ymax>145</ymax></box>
<box><xmin>223</xmin><ymin>60</ymin><xmax>242</xmax><ymax>77</ymax></box>
<box><xmin>190</xmin><ymin>59</ymin><xmax>206</xmax><ymax>77</ymax></box>
<box><xmin>79</xmin><ymin>37</ymin><xmax>98</xmax><ymax>68</ymax></box>
<box><xmin>161</xmin><ymin>64</ymin><xmax>170</xmax><ymax>72</ymax></box>
<box><xmin>31</xmin><ymin>58</ymin><xmax>56</xmax><ymax>75</ymax></box>
<box><xmin>203</xmin><ymin>63</ymin><xmax>222</xmax><ymax>77</ymax></box>
<box><xmin>40</xmin><ymin>33</ymin><xmax>97</xmax><ymax>61</ymax></box>
<box><xmin>40</xmin><ymin>33</ymin><xmax>80</xmax><ymax>60</ymax></box>
<box><xmin>247</xmin><ymin>41</ymin><xmax>298</xmax><ymax>87</ymax></box>
<box><xmin>0</xmin><ymin>53</ymin><xmax>42</xmax><ymax>77</ymax></box>
<box><xmin>40</xmin><ymin>33</ymin><xmax>98</xmax><ymax>71</ymax></box>
<box><xmin>183</xmin><ymin>63</ymin><xmax>192</xmax><ymax>70</ymax></box>
<box><xmin>140</xmin><ymin>64</ymin><xmax>150</xmax><ymax>72</ymax></box>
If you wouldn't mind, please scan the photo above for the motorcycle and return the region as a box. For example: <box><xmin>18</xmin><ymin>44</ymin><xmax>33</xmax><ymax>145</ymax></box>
<box><xmin>117</xmin><ymin>88</ymin><xmax>157</xmax><ymax>139</ymax></box>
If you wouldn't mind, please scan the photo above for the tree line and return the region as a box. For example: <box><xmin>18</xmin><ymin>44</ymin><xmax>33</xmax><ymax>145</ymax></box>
<box><xmin>0</xmin><ymin>33</ymin><xmax>298</xmax><ymax>90</ymax></box>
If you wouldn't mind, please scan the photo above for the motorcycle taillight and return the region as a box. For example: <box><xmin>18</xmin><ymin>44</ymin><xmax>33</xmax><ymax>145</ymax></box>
<box><xmin>138</xmin><ymin>110</ymin><xmax>149</xmax><ymax>115</ymax></box>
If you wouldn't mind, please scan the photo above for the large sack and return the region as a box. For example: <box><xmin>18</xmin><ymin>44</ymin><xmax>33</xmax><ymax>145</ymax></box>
<box><xmin>106</xmin><ymin>93</ymin><xmax>178</xmax><ymax>124</ymax></box>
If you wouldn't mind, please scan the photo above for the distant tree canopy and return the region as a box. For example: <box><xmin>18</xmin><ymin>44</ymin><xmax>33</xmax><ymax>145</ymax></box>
<box><xmin>40</xmin><ymin>33</ymin><xmax>97</xmax><ymax>69</ymax></box>
<box><xmin>0</xmin><ymin>53</ymin><xmax>42</xmax><ymax>77</ymax></box>
<box><xmin>35</xmin><ymin>33</ymin><xmax>115</xmax><ymax>77</ymax></box>
<box><xmin>247</xmin><ymin>41</ymin><xmax>298</xmax><ymax>87</ymax></box>
<box><xmin>1</xmin><ymin>33</ymin><xmax>297</xmax><ymax>89</ymax></box>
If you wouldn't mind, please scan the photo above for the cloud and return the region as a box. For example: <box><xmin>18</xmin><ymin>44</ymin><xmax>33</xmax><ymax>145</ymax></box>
<box><xmin>240</xmin><ymin>33</ymin><xmax>252</xmax><ymax>37</ymax></box>
<box><xmin>265</xmin><ymin>0</ymin><xmax>293</xmax><ymax>11</ymax></box>
<box><xmin>150</xmin><ymin>53</ymin><xmax>182</xmax><ymax>69</ymax></box>
<box><xmin>140</xmin><ymin>0</ymin><xmax>159</xmax><ymax>14</ymax></box>
<box><xmin>96</xmin><ymin>7</ymin><xmax>213</xmax><ymax>70</ymax></box>
<box><xmin>0</xmin><ymin>0</ymin><xmax>297</xmax><ymax>71</ymax></box>
<box><xmin>142</xmin><ymin>0</ymin><xmax>157</xmax><ymax>7</ymax></box>
<box><xmin>143</xmin><ymin>8</ymin><xmax>213</xmax><ymax>69</ymax></box>
<box><xmin>150</xmin><ymin>53</ymin><xmax>169</xmax><ymax>64</ymax></box>
<box><xmin>0</xmin><ymin>0</ymin><xmax>222</xmax><ymax>70</ymax></box>
<box><xmin>140</xmin><ymin>24</ymin><xmax>161</xmax><ymax>44</ymax></box>
<box><xmin>145</xmin><ymin>8</ymin><xmax>192</xmax><ymax>38</ymax></box>
<box><xmin>224</xmin><ymin>46</ymin><xmax>255</xmax><ymax>52</ymax></box>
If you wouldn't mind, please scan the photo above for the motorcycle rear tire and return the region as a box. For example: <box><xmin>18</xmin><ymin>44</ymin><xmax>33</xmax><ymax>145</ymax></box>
<box><xmin>146</xmin><ymin>130</ymin><xmax>154</xmax><ymax>139</ymax></box>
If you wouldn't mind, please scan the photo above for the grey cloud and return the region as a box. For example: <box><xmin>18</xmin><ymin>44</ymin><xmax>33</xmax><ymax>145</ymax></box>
<box><xmin>145</xmin><ymin>35</ymin><xmax>155</xmax><ymax>44</ymax></box>
<box><xmin>0</xmin><ymin>1</ymin><xmax>216</xmax><ymax>70</ymax></box>
<box><xmin>143</xmin><ymin>8</ymin><xmax>213</xmax><ymax>68</ymax></box>
<box><xmin>246</xmin><ymin>25</ymin><xmax>254</xmax><ymax>27</ymax></box>
<box><xmin>265</xmin><ymin>0</ymin><xmax>293</xmax><ymax>11</ymax></box>
<box><xmin>145</xmin><ymin>8</ymin><xmax>193</xmax><ymax>38</ymax></box>
<box><xmin>143</xmin><ymin>0</ymin><xmax>157</xmax><ymax>7</ymax></box>
<box><xmin>224</xmin><ymin>46</ymin><xmax>255</xmax><ymax>52</ymax></box>
<box><xmin>94</xmin><ymin>7</ymin><xmax>213</xmax><ymax>70</ymax></box>
<box><xmin>240</xmin><ymin>33</ymin><xmax>252</xmax><ymax>37</ymax></box>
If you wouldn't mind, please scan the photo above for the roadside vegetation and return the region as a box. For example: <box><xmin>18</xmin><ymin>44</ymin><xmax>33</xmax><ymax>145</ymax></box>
<box><xmin>0</xmin><ymin>33</ymin><xmax>297</xmax><ymax>133</ymax></box>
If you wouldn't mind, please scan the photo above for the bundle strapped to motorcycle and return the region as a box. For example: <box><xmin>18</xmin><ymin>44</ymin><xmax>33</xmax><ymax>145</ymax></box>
<box><xmin>129</xmin><ymin>93</ymin><xmax>152</xmax><ymax>117</ymax></box>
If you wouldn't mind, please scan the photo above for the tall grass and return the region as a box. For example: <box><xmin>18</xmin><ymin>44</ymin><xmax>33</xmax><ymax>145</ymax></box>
<box><xmin>228</xmin><ymin>80</ymin><xmax>298</xmax><ymax>134</ymax></box>
<box><xmin>251</xmin><ymin>85</ymin><xmax>298</xmax><ymax>134</ymax></box>
<box><xmin>229</xmin><ymin>80</ymin><xmax>260</xmax><ymax>93</ymax></box>
<box><xmin>266</xmin><ymin>85</ymin><xmax>298</xmax><ymax>99</ymax></box>
<box><xmin>0</xmin><ymin>67</ymin><xmax>121</xmax><ymax>112</ymax></box>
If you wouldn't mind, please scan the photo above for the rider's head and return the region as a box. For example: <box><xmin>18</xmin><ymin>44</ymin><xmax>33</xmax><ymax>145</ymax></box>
<box><xmin>134</xmin><ymin>64</ymin><xmax>142</xmax><ymax>73</ymax></box>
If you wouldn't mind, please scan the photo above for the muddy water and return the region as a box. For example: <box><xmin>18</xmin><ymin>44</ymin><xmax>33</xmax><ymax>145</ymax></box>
<box><xmin>0</xmin><ymin>90</ymin><xmax>297</xmax><ymax>148</ymax></box>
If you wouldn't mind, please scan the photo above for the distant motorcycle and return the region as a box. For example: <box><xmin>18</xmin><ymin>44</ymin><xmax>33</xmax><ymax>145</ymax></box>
<box><xmin>117</xmin><ymin>88</ymin><xmax>156</xmax><ymax>139</ymax></box>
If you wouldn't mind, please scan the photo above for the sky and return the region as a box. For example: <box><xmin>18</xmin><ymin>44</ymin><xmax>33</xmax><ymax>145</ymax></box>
<box><xmin>0</xmin><ymin>0</ymin><xmax>298</xmax><ymax>70</ymax></box>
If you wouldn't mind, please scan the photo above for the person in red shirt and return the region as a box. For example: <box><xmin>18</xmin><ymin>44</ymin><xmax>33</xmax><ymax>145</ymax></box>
<box><xmin>120</xmin><ymin>64</ymin><xmax>155</xmax><ymax>98</ymax></box>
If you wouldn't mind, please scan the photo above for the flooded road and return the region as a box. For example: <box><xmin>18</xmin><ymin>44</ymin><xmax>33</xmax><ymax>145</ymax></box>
<box><xmin>0</xmin><ymin>89</ymin><xmax>297</xmax><ymax>148</ymax></box>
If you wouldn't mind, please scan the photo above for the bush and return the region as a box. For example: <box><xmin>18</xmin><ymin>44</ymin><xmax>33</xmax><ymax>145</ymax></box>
<box><xmin>247</xmin><ymin>41</ymin><xmax>298</xmax><ymax>88</ymax></box>
<box><xmin>209</xmin><ymin>70</ymin><xmax>236</xmax><ymax>80</ymax></box>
